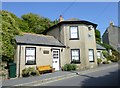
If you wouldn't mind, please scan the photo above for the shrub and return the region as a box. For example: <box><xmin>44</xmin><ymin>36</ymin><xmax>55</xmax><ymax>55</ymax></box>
<box><xmin>71</xmin><ymin>64</ymin><xmax>77</xmax><ymax>70</ymax></box>
<box><xmin>106</xmin><ymin>55</ymin><xmax>119</xmax><ymax>62</ymax></box>
<box><xmin>22</xmin><ymin>67</ymin><xmax>40</xmax><ymax>77</ymax></box>
<box><xmin>97</xmin><ymin>58</ymin><xmax>102</xmax><ymax>64</ymax></box>
<box><xmin>62</xmin><ymin>64</ymin><xmax>77</xmax><ymax>71</ymax></box>
<box><xmin>102</xmin><ymin>50</ymin><xmax>109</xmax><ymax>58</ymax></box>
<box><xmin>103</xmin><ymin>60</ymin><xmax>109</xmax><ymax>64</ymax></box>
<box><xmin>102</xmin><ymin>50</ymin><xmax>119</xmax><ymax>62</ymax></box>
<box><xmin>22</xmin><ymin>68</ymin><xmax>30</xmax><ymax>77</ymax></box>
<box><xmin>110</xmin><ymin>57</ymin><xmax>118</xmax><ymax>62</ymax></box>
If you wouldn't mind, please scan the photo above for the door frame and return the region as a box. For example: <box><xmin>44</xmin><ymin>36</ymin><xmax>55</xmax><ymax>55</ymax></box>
<box><xmin>52</xmin><ymin>49</ymin><xmax>61</xmax><ymax>71</ymax></box>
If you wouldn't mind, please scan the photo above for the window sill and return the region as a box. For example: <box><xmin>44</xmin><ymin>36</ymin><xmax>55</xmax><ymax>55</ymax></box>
<box><xmin>25</xmin><ymin>63</ymin><xmax>36</xmax><ymax>65</ymax></box>
<box><xmin>69</xmin><ymin>38</ymin><xmax>79</xmax><ymax>40</ymax></box>
<box><xmin>89</xmin><ymin>61</ymin><xmax>94</xmax><ymax>62</ymax></box>
<box><xmin>71</xmin><ymin>62</ymin><xmax>81</xmax><ymax>64</ymax></box>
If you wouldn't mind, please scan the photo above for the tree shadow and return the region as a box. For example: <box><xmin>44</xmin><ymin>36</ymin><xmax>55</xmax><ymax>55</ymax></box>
<box><xmin>79</xmin><ymin>69</ymin><xmax>119</xmax><ymax>87</ymax></box>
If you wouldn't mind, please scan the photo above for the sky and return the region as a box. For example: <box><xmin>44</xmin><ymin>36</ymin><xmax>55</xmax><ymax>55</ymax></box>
<box><xmin>2</xmin><ymin>2</ymin><xmax>118</xmax><ymax>36</ymax></box>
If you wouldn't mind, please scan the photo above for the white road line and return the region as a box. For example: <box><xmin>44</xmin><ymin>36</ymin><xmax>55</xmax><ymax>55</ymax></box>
<box><xmin>34</xmin><ymin>64</ymin><xmax>118</xmax><ymax>86</ymax></box>
<box><xmin>14</xmin><ymin>73</ymin><xmax>75</xmax><ymax>86</ymax></box>
<box><xmin>34</xmin><ymin>75</ymin><xmax>78</xmax><ymax>86</ymax></box>
<box><xmin>14</xmin><ymin>64</ymin><xmax>118</xmax><ymax>86</ymax></box>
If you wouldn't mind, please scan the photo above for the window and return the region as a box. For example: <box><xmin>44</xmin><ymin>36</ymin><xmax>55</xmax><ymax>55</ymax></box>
<box><xmin>89</xmin><ymin>49</ymin><xmax>94</xmax><ymax>62</ymax></box>
<box><xmin>25</xmin><ymin>47</ymin><xmax>36</xmax><ymax>65</ymax></box>
<box><xmin>71</xmin><ymin>49</ymin><xmax>80</xmax><ymax>64</ymax></box>
<box><xmin>43</xmin><ymin>50</ymin><xmax>49</xmax><ymax>54</ymax></box>
<box><xmin>70</xmin><ymin>26</ymin><xmax>79</xmax><ymax>39</ymax></box>
<box><xmin>97</xmin><ymin>51</ymin><xmax>101</xmax><ymax>58</ymax></box>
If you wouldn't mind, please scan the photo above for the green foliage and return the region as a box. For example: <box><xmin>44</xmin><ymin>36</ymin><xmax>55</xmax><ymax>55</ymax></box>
<box><xmin>97</xmin><ymin>58</ymin><xmax>102</xmax><ymax>64</ymax></box>
<box><xmin>112</xmin><ymin>50</ymin><xmax>120</xmax><ymax>61</ymax></box>
<box><xmin>71</xmin><ymin>64</ymin><xmax>77</xmax><ymax>70</ymax></box>
<box><xmin>22</xmin><ymin>68</ymin><xmax>30</xmax><ymax>77</ymax></box>
<box><xmin>22</xmin><ymin>67</ymin><xmax>40</xmax><ymax>77</ymax></box>
<box><xmin>102</xmin><ymin>60</ymin><xmax>110</xmax><ymax>64</ymax></box>
<box><xmin>1</xmin><ymin>10</ymin><xmax>21</xmax><ymax>62</ymax></box>
<box><xmin>62</xmin><ymin>64</ymin><xmax>77</xmax><ymax>71</ymax></box>
<box><xmin>100</xmin><ymin>43</ymin><xmax>113</xmax><ymax>51</ymax></box>
<box><xmin>102</xmin><ymin>50</ymin><xmax>109</xmax><ymax>58</ymax></box>
<box><xmin>95</xmin><ymin>29</ymin><xmax>101</xmax><ymax>43</ymax></box>
<box><xmin>1</xmin><ymin>10</ymin><xmax>57</xmax><ymax>62</ymax></box>
<box><xmin>21</xmin><ymin>13</ymin><xmax>54</xmax><ymax>34</ymax></box>
<box><xmin>102</xmin><ymin>50</ymin><xmax>119</xmax><ymax>62</ymax></box>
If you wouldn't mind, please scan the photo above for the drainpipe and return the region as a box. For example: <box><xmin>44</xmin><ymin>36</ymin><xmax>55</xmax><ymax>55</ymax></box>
<box><xmin>18</xmin><ymin>45</ymin><xmax>21</xmax><ymax>78</ymax></box>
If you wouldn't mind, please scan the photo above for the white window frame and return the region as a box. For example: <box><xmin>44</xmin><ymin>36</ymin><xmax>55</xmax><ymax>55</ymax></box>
<box><xmin>97</xmin><ymin>51</ymin><xmax>101</xmax><ymax>59</ymax></box>
<box><xmin>71</xmin><ymin>49</ymin><xmax>80</xmax><ymax>63</ymax></box>
<box><xmin>70</xmin><ymin>26</ymin><xmax>79</xmax><ymax>39</ymax></box>
<box><xmin>89</xmin><ymin>49</ymin><xmax>94</xmax><ymax>62</ymax></box>
<box><xmin>25</xmin><ymin>47</ymin><xmax>36</xmax><ymax>65</ymax></box>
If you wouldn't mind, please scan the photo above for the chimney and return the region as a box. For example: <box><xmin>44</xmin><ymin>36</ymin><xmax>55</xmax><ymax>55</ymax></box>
<box><xmin>110</xmin><ymin>21</ymin><xmax>114</xmax><ymax>26</ymax></box>
<box><xmin>59</xmin><ymin>15</ymin><xmax>64</xmax><ymax>22</ymax></box>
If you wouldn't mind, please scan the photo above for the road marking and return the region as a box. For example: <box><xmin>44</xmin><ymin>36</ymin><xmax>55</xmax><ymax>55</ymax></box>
<box><xmin>34</xmin><ymin>75</ymin><xmax>78</xmax><ymax>86</ymax></box>
<box><xmin>34</xmin><ymin>64</ymin><xmax>118</xmax><ymax>86</ymax></box>
<box><xmin>14</xmin><ymin>73</ymin><xmax>76</xmax><ymax>86</ymax></box>
<box><xmin>14</xmin><ymin>63</ymin><xmax>118</xmax><ymax>86</ymax></box>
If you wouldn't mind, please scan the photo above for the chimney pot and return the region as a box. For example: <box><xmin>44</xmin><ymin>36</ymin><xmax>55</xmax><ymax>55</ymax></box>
<box><xmin>59</xmin><ymin>15</ymin><xmax>64</xmax><ymax>22</ymax></box>
<box><xmin>110</xmin><ymin>21</ymin><xmax>114</xmax><ymax>26</ymax></box>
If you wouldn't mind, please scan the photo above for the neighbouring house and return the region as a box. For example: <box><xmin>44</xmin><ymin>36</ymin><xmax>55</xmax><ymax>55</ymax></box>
<box><xmin>15</xmin><ymin>16</ymin><xmax>98</xmax><ymax>77</ymax></box>
<box><xmin>44</xmin><ymin>16</ymin><xmax>98</xmax><ymax>70</ymax></box>
<box><xmin>102</xmin><ymin>22</ymin><xmax>120</xmax><ymax>52</ymax></box>
<box><xmin>15</xmin><ymin>33</ymin><xmax>65</xmax><ymax>77</ymax></box>
<box><xmin>96</xmin><ymin>43</ymin><xmax>106</xmax><ymax>59</ymax></box>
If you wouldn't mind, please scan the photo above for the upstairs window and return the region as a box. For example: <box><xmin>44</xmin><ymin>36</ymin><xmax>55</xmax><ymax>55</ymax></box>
<box><xmin>70</xmin><ymin>26</ymin><xmax>79</xmax><ymax>39</ymax></box>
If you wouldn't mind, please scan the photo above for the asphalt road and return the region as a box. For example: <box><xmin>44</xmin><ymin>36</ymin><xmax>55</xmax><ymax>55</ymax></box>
<box><xmin>37</xmin><ymin>63</ymin><xmax>119</xmax><ymax>86</ymax></box>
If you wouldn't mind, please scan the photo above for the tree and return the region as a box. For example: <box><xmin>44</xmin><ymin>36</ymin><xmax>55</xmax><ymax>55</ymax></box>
<box><xmin>95</xmin><ymin>29</ymin><xmax>101</xmax><ymax>43</ymax></box>
<box><xmin>1</xmin><ymin>10</ymin><xmax>21</xmax><ymax>62</ymax></box>
<box><xmin>21</xmin><ymin>13</ymin><xmax>54</xmax><ymax>34</ymax></box>
<box><xmin>1</xmin><ymin>11</ymin><xmax>58</xmax><ymax>62</ymax></box>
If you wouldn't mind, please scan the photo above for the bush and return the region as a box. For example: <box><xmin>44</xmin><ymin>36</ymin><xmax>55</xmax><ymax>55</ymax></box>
<box><xmin>71</xmin><ymin>64</ymin><xmax>77</xmax><ymax>70</ymax></box>
<box><xmin>102</xmin><ymin>50</ymin><xmax>119</xmax><ymax>62</ymax></box>
<box><xmin>102</xmin><ymin>50</ymin><xmax>109</xmax><ymax>58</ymax></box>
<box><xmin>62</xmin><ymin>64</ymin><xmax>77</xmax><ymax>71</ymax></box>
<box><xmin>22</xmin><ymin>68</ymin><xmax>30</xmax><ymax>77</ymax></box>
<box><xmin>103</xmin><ymin>60</ymin><xmax>109</xmax><ymax>64</ymax></box>
<box><xmin>106</xmin><ymin>55</ymin><xmax>119</xmax><ymax>62</ymax></box>
<box><xmin>110</xmin><ymin>57</ymin><xmax>118</xmax><ymax>62</ymax></box>
<box><xmin>97</xmin><ymin>58</ymin><xmax>102</xmax><ymax>64</ymax></box>
<box><xmin>22</xmin><ymin>67</ymin><xmax>40</xmax><ymax>77</ymax></box>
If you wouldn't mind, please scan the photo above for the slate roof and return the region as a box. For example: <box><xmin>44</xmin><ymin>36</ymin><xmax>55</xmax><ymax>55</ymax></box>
<box><xmin>96</xmin><ymin>43</ymin><xmax>106</xmax><ymax>50</ymax></box>
<box><xmin>66</xmin><ymin>18</ymin><xmax>80</xmax><ymax>21</ymax></box>
<box><xmin>43</xmin><ymin>19</ymin><xmax>97</xmax><ymax>34</ymax></box>
<box><xmin>15</xmin><ymin>33</ymin><xmax>65</xmax><ymax>47</ymax></box>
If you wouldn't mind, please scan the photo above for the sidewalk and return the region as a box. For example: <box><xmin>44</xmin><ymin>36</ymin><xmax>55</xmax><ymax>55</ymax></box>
<box><xmin>2</xmin><ymin>71</ymin><xmax>76</xmax><ymax>86</ymax></box>
<box><xmin>2</xmin><ymin>62</ymin><xmax>118</xmax><ymax>86</ymax></box>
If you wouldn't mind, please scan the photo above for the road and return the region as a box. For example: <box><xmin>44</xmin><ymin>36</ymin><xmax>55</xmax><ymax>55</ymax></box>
<box><xmin>36</xmin><ymin>63</ymin><xmax>119</xmax><ymax>86</ymax></box>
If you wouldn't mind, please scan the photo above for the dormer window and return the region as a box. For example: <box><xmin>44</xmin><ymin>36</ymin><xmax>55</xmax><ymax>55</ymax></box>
<box><xmin>70</xmin><ymin>26</ymin><xmax>79</xmax><ymax>40</ymax></box>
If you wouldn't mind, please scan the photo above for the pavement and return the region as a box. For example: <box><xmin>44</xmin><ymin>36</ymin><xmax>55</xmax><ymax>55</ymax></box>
<box><xmin>2</xmin><ymin>62</ymin><xmax>118</xmax><ymax>87</ymax></box>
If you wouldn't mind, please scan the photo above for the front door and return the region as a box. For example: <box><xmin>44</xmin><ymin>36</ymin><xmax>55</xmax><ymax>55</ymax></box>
<box><xmin>52</xmin><ymin>50</ymin><xmax>60</xmax><ymax>71</ymax></box>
